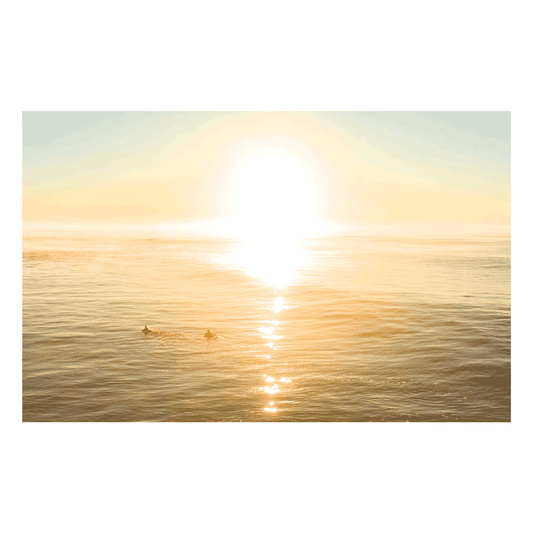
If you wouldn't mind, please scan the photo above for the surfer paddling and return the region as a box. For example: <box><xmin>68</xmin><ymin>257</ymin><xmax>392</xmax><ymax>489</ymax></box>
<box><xmin>204</xmin><ymin>329</ymin><xmax>218</xmax><ymax>340</ymax></box>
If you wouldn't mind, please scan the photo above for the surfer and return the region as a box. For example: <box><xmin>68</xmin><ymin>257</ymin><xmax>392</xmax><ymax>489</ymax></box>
<box><xmin>143</xmin><ymin>325</ymin><xmax>151</xmax><ymax>334</ymax></box>
<box><xmin>204</xmin><ymin>329</ymin><xmax>217</xmax><ymax>340</ymax></box>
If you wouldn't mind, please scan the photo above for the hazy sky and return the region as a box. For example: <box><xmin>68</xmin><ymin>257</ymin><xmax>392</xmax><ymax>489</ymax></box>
<box><xmin>23</xmin><ymin>111</ymin><xmax>510</xmax><ymax>226</ymax></box>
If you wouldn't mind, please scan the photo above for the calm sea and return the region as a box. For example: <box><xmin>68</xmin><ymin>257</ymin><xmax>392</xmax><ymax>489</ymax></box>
<box><xmin>22</xmin><ymin>225</ymin><xmax>510</xmax><ymax>422</ymax></box>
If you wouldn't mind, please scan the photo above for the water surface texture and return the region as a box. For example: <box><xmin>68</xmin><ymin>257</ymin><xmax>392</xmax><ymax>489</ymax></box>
<box><xmin>23</xmin><ymin>227</ymin><xmax>510</xmax><ymax>422</ymax></box>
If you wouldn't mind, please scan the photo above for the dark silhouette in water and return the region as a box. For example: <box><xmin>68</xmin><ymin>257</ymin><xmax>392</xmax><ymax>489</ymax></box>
<box><xmin>204</xmin><ymin>329</ymin><xmax>218</xmax><ymax>340</ymax></box>
<box><xmin>143</xmin><ymin>325</ymin><xmax>216</xmax><ymax>341</ymax></box>
<box><xmin>142</xmin><ymin>325</ymin><xmax>169</xmax><ymax>336</ymax></box>
<box><xmin>142</xmin><ymin>325</ymin><xmax>172</xmax><ymax>337</ymax></box>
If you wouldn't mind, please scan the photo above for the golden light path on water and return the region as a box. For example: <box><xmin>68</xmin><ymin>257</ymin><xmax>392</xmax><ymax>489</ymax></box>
<box><xmin>230</xmin><ymin>232</ymin><xmax>319</xmax><ymax>415</ymax></box>
<box><xmin>199</xmin><ymin>217</ymin><xmax>327</xmax><ymax>415</ymax></box>
<box><xmin>218</xmin><ymin>220</ymin><xmax>329</xmax><ymax>414</ymax></box>
<box><xmin>259</xmin><ymin>293</ymin><xmax>293</xmax><ymax>411</ymax></box>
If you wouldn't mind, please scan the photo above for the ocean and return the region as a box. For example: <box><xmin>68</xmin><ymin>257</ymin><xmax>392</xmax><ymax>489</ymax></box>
<box><xmin>22</xmin><ymin>224</ymin><xmax>511</xmax><ymax>422</ymax></box>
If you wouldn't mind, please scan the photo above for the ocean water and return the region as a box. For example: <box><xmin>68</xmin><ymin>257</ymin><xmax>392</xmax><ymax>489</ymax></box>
<box><xmin>22</xmin><ymin>225</ymin><xmax>511</xmax><ymax>422</ymax></box>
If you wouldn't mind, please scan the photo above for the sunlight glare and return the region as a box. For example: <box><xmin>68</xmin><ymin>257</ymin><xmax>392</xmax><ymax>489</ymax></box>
<box><xmin>214</xmin><ymin>149</ymin><xmax>330</xmax><ymax>288</ymax></box>
<box><xmin>273</xmin><ymin>297</ymin><xmax>287</xmax><ymax>313</ymax></box>
<box><xmin>227</xmin><ymin>149</ymin><xmax>321</xmax><ymax>239</ymax></box>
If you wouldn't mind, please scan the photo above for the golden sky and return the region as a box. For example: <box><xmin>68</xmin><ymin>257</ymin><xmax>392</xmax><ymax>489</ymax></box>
<box><xmin>23</xmin><ymin>111</ymin><xmax>510</xmax><ymax>226</ymax></box>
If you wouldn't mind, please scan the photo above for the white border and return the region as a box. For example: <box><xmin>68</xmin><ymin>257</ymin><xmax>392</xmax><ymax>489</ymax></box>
<box><xmin>5</xmin><ymin>88</ymin><xmax>533</xmax><ymax>445</ymax></box>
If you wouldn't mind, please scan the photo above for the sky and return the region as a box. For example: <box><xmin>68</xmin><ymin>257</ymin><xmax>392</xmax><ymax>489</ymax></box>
<box><xmin>23</xmin><ymin>111</ymin><xmax>510</xmax><ymax>226</ymax></box>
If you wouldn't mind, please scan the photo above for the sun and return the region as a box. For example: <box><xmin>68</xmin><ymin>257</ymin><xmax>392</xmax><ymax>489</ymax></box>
<box><xmin>226</xmin><ymin>149</ymin><xmax>321</xmax><ymax>239</ymax></box>
<box><xmin>201</xmin><ymin>148</ymin><xmax>329</xmax><ymax>288</ymax></box>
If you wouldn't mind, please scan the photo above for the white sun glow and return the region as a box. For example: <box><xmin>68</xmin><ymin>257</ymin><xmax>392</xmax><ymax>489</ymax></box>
<box><xmin>214</xmin><ymin>149</ymin><xmax>328</xmax><ymax>288</ymax></box>
<box><xmin>226</xmin><ymin>149</ymin><xmax>322</xmax><ymax>239</ymax></box>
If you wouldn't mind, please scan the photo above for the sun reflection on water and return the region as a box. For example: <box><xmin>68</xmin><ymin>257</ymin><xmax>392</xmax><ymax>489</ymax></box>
<box><xmin>229</xmin><ymin>235</ymin><xmax>307</xmax><ymax>289</ymax></box>
<box><xmin>216</xmin><ymin>179</ymin><xmax>312</xmax><ymax>417</ymax></box>
<box><xmin>273</xmin><ymin>296</ymin><xmax>287</xmax><ymax>313</ymax></box>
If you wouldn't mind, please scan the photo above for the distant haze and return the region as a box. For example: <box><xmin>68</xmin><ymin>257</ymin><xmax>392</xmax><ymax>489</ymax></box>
<box><xmin>23</xmin><ymin>111</ymin><xmax>510</xmax><ymax>226</ymax></box>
